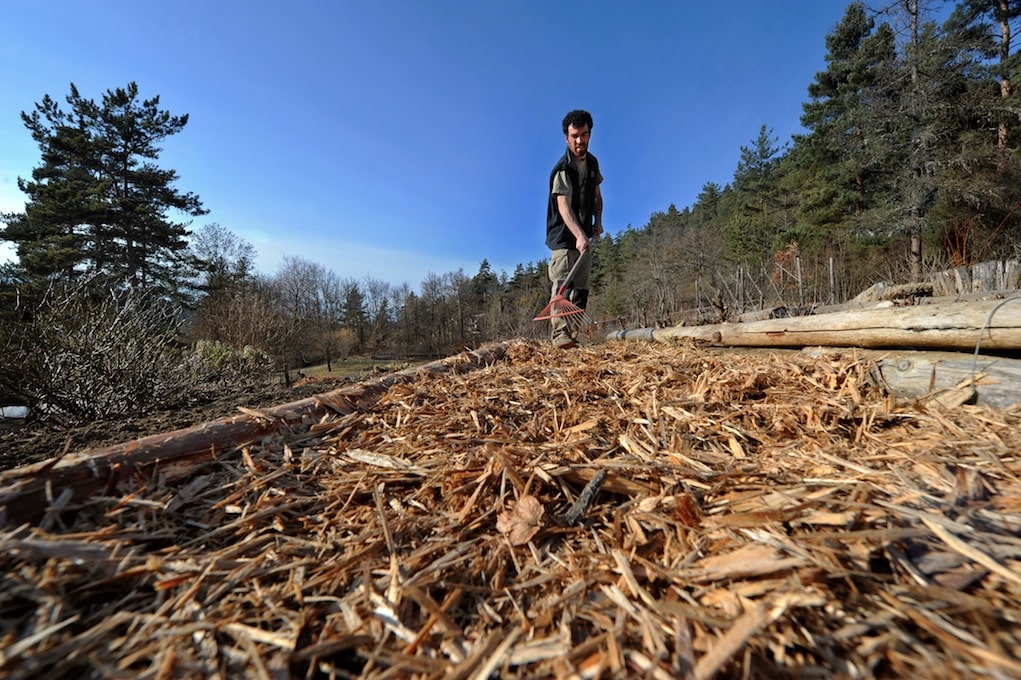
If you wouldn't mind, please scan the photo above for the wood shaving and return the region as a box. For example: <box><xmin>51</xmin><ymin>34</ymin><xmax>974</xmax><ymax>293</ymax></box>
<box><xmin>1</xmin><ymin>339</ymin><xmax>1020</xmax><ymax>678</ymax></box>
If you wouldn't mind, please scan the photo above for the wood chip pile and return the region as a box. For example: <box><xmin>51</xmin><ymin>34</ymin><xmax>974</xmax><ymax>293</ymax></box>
<box><xmin>2</xmin><ymin>340</ymin><xmax>1020</xmax><ymax>678</ymax></box>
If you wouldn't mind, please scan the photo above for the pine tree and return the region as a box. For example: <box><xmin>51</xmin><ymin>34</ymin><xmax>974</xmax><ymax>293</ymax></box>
<box><xmin>952</xmin><ymin>0</ymin><xmax>1021</xmax><ymax>160</ymax></box>
<box><xmin>1</xmin><ymin>82</ymin><xmax>206</xmax><ymax>296</ymax></box>
<box><xmin>342</xmin><ymin>281</ymin><xmax>369</xmax><ymax>350</ymax></box>
<box><xmin>934</xmin><ymin>0</ymin><xmax>1021</xmax><ymax>263</ymax></box>
<box><xmin>799</xmin><ymin>2</ymin><xmax>897</xmax><ymax>227</ymax></box>
<box><xmin>723</xmin><ymin>125</ymin><xmax>786</xmax><ymax>264</ymax></box>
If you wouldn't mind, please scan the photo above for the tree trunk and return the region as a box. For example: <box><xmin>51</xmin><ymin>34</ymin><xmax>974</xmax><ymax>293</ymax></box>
<box><xmin>906</xmin><ymin>0</ymin><xmax>923</xmax><ymax>283</ymax></box>
<box><xmin>999</xmin><ymin>0</ymin><xmax>1012</xmax><ymax>169</ymax></box>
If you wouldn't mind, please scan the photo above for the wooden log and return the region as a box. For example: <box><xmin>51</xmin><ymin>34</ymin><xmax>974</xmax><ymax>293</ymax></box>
<box><xmin>609</xmin><ymin>298</ymin><xmax>1021</xmax><ymax>352</ymax></box>
<box><xmin>802</xmin><ymin>348</ymin><xmax>1021</xmax><ymax>409</ymax></box>
<box><xmin>733</xmin><ymin>289</ymin><xmax>1020</xmax><ymax>323</ymax></box>
<box><xmin>0</xmin><ymin>343</ymin><xmax>508</xmax><ymax>527</ymax></box>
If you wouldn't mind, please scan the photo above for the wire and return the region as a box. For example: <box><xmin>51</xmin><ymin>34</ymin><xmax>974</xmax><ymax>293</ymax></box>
<box><xmin>970</xmin><ymin>296</ymin><xmax>1021</xmax><ymax>394</ymax></box>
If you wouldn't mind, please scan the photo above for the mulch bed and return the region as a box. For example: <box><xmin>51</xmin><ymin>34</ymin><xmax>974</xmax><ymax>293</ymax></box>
<box><xmin>1</xmin><ymin>339</ymin><xmax>1019</xmax><ymax>678</ymax></box>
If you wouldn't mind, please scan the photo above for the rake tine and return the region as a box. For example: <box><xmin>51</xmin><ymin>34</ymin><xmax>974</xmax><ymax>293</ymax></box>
<box><xmin>534</xmin><ymin>253</ymin><xmax>587</xmax><ymax>321</ymax></box>
<box><xmin>533</xmin><ymin>299</ymin><xmax>586</xmax><ymax>321</ymax></box>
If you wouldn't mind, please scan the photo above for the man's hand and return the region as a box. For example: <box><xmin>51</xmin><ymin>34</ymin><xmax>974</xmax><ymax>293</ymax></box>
<box><xmin>575</xmin><ymin>234</ymin><xmax>591</xmax><ymax>251</ymax></box>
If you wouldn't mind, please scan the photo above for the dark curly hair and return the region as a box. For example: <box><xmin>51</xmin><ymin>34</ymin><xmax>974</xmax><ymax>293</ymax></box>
<box><xmin>562</xmin><ymin>109</ymin><xmax>593</xmax><ymax>134</ymax></box>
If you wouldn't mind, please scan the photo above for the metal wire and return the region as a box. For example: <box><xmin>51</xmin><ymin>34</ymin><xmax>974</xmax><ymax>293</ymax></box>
<box><xmin>969</xmin><ymin>296</ymin><xmax>1021</xmax><ymax>393</ymax></box>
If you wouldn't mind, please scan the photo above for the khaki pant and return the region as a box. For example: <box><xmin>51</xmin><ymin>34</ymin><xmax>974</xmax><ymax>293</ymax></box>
<box><xmin>548</xmin><ymin>248</ymin><xmax>591</xmax><ymax>341</ymax></box>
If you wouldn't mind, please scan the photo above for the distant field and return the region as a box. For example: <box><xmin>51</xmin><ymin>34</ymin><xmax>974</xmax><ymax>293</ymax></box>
<box><xmin>279</xmin><ymin>356</ymin><xmax>424</xmax><ymax>383</ymax></box>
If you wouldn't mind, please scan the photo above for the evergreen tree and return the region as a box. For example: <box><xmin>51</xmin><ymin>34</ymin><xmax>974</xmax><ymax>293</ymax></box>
<box><xmin>952</xmin><ymin>0</ymin><xmax>1021</xmax><ymax>158</ymax></box>
<box><xmin>1</xmin><ymin>82</ymin><xmax>206</xmax><ymax>296</ymax></box>
<box><xmin>723</xmin><ymin>125</ymin><xmax>786</xmax><ymax>264</ymax></box>
<box><xmin>934</xmin><ymin>0</ymin><xmax>1021</xmax><ymax>263</ymax></box>
<box><xmin>799</xmin><ymin>2</ymin><xmax>897</xmax><ymax>228</ymax></box>
<box><xmin>342</xmin><ymin>281</ymin><xmax>369</xmax><ymax>349</ymax></box>
<box><xmin>888</xmin><ymin>2</ymin><xmax>989</xmax><ymax>277</ymax></box>
<box><xmin>800</xmin><ymin>3</ymin><xmax>987</xmax><ymax>279</ymax></box>
<box><xmin>471</xmin><ymin>259</ymin><xmax>499</xmax><ymax>302</ymax></box>
<box><xmin>470</xmin><ymin>259</ymin><xmax>500</xmax><ymax>341</ymax></box>
<box><xmin>692</xmin><ymin>182</ymin><xmax>723</xmax><ymax>229</ymax></box>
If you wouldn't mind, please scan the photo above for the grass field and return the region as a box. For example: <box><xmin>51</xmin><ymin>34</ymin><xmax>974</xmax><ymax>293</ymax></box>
<box><xmin>278</xmin><ymin>355</ymin><xmax>423</xmax><ymax>383</ymax></box>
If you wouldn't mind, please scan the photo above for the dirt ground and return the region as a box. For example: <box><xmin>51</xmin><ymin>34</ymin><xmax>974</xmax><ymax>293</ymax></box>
<box><xmin>0</xmin><ymin>374</ymin><xmax>359</xmax><ymax>472</ymax></box>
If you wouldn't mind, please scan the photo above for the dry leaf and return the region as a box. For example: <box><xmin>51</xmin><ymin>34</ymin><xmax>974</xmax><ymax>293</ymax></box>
<box><xmin>497</xmin><ymin>494</ymin><xmax>544</xmax><ymax>545</ymax></box>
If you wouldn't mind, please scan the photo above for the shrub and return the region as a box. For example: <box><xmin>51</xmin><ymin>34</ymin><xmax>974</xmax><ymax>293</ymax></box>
<box><xmin>0</xmin><ymin>279</ymin><xmax>271</xmax><ymax>426</ymax></box>
<box><xmin>186</xmin><ymin>340</ymin><xmax>273</xmax><ymax>395</ymax></box>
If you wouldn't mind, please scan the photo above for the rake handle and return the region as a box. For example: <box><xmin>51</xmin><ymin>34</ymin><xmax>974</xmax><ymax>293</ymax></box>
<box><xmin>554</xmin><ymin>251</ymin><xmax>587</xmax><ymax>299</ymax></box>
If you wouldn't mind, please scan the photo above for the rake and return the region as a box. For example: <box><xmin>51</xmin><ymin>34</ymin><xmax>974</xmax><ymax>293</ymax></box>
<box><xmin>533</xmin><ymin>253</ymin><xmax>587</xmax><ymax>322</ymax></box>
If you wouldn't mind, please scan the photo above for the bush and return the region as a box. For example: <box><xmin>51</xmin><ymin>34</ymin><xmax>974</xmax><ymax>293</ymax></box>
<box><xmin>186</xmin><ymin>340</ymin><xmax>273</xmax><ymax>395</ymax></box>
<box><xmin>0</xmin><ymin>279</ymin><xmax>272</xmax><ymax>425</ymax></box>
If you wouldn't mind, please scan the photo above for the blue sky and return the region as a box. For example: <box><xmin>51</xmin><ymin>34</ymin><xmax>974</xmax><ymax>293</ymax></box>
<box><xmin>1</xmin><ymin>1</ymin><xmax>855</xmax><ymax>290</ymax></box>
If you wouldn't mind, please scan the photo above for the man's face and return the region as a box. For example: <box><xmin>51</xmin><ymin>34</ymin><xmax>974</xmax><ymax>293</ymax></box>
<box><xmin>565</xmin><ymin>123</ymin><xmax>591</xmax><ymax>159</ymax></box>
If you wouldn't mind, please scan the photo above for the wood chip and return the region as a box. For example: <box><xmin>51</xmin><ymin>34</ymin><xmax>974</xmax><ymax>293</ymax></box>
<box><xmin>2</xmin><ymin>340</ymin><xmax>1020</xmax><ymax>677</ymax></box>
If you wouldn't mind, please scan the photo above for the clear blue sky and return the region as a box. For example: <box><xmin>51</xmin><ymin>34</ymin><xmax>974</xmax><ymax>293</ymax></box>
<box><xmin>1</xmin><ymin>1</ymin><xmax>854</xmax><ymax>290</ymax></box>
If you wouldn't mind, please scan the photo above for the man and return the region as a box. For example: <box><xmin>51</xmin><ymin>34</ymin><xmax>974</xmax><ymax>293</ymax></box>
<box><xmin>546</xmin><ymin>109</ymin><xmax>603</xmax><ymax>348</ymax></box>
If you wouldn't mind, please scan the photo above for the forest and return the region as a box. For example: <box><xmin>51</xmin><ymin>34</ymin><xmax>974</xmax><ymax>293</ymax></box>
<box><xmin>2</xmin><ymin>0</ymin><xmax>1021</xmax><ymax>425</ymax></box>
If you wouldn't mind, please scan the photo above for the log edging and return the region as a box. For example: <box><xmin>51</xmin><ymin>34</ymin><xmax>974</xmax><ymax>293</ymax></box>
<box><xmin>0</xmin><ymin>343</ymin><xmax>509</xmax><ymax>527</ymax></box>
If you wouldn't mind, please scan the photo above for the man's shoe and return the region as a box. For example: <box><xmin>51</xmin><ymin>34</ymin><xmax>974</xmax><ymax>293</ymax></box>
<box><xmin>552</xmin><ymin>335</ymin><xmax>577</xmax><ymax>349</ymax></box>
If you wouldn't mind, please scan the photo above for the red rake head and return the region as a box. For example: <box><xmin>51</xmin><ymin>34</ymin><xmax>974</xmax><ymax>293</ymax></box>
<box><xmin>534</xmin><ymin>253</ymin><xmax>588</xmax><ymax>321</ymax></box>
<box><xmin>533</xmin><ymin>294</ymin><xmax>586</xmax><ymax>321</ymax></box>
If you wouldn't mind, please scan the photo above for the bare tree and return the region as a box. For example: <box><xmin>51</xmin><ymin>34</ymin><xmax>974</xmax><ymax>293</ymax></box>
<box><xmin>189</xmin><ymin>222</ymin><xmax>256</xmax><ymax>293</ymax></box>
<box><xmin>193</xmin><ymin>275</ymin><xmax>297</xmax><ymax>367</ymax></box>
<box><xmin>274</xmin><ymin>256</ymin><xmax>332</xmax><ymax>367</ymax></box>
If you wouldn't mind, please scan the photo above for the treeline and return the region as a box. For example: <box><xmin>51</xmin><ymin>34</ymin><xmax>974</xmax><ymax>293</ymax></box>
<box><xmin>588</xmin><ymin>0</ymin><xmax>1021</xmax><ymax>326</ymax></box>
<box><xmin>3</xmin><ymin>1</ymin><xmax>1021</xmax><ymax>421</ymax></box>
<box><xmin>185</xmin><ymin>231</ymin><xmax>550</xmax><ymax>368</ymax></box>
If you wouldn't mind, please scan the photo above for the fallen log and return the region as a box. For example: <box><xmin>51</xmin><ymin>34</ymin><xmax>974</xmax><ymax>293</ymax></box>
<box><xmin>0</xmin><ymin>343</ymin><xmax>508</xmax><ymax>527</ymax></box>
<box><xmin>608</xmin><ymin>297</ymin><xmax>1021</xmax><ymax>352</ymax></box>
<box><xmin>801</xmin><ymin>347</ymin><xmax>1021</xmax><ymax>409</ymax></box>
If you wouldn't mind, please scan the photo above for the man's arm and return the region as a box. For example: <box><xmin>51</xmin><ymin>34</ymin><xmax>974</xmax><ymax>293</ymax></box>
<box><xmin>593</xmin><ymin>184</ymin><xmax>603</xmax><ymax>237</ymax></box>
<box><xmin>556</xmin><ymin>194</ymin><xmax>591</xmax><ymax>251</ymax></box>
